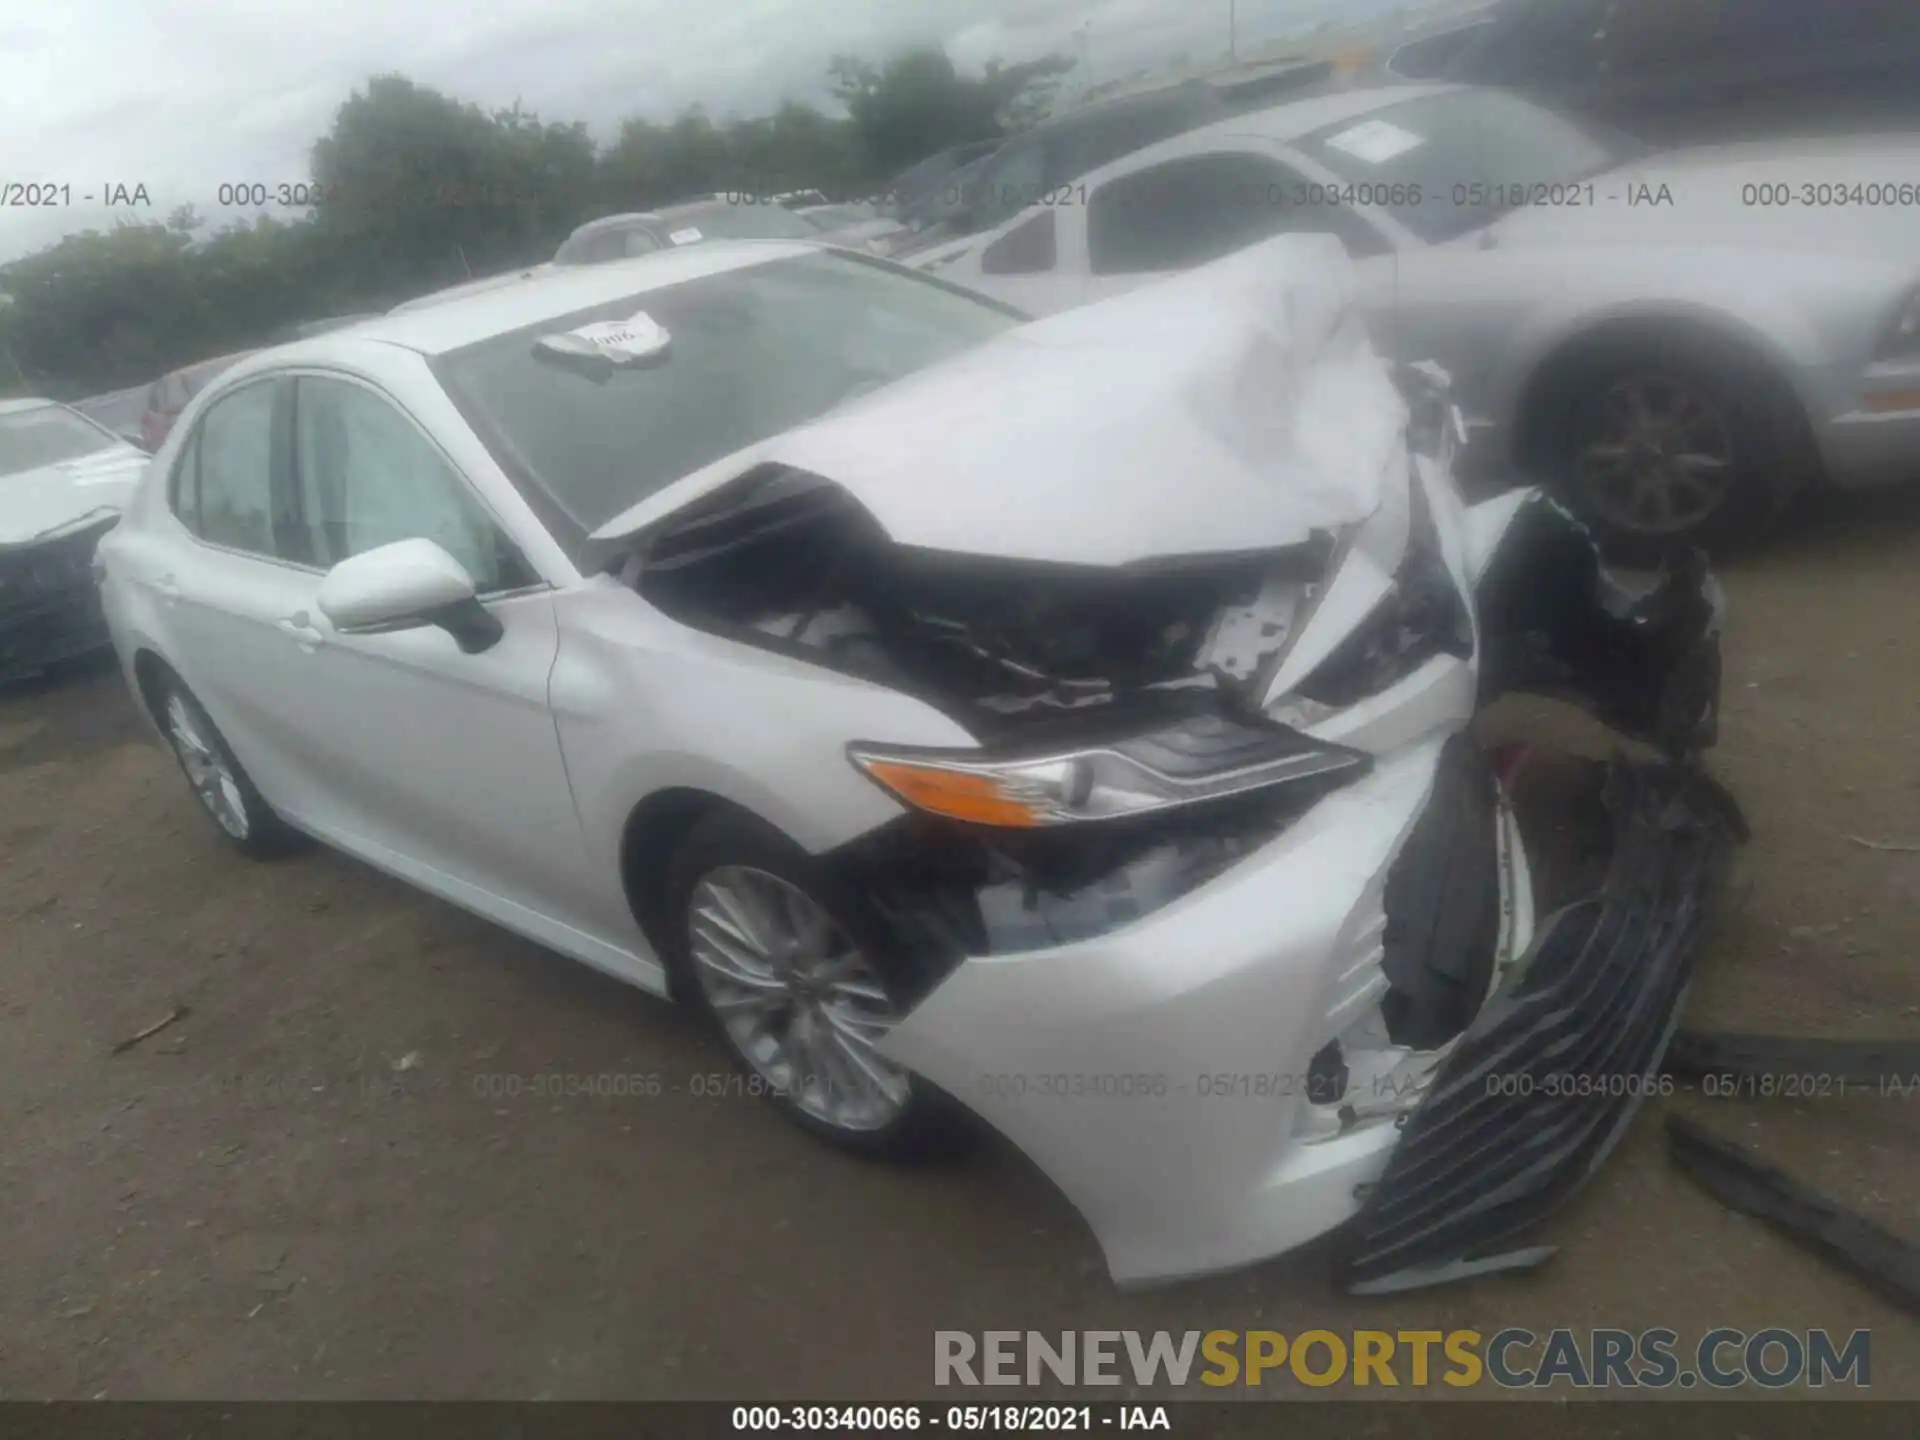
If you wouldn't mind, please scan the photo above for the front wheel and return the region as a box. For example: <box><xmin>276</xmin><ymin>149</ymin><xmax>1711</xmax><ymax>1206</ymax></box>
<box><xmin>662</xmin><ymin>811</ymin><xmax>961</xmax><ymax>1158</ymax></box>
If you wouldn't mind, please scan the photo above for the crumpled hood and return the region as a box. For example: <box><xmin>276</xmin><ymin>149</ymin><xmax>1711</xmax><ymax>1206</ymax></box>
<box><xmin>594</xmin><ymin>233</ymin><xmax>1410</xmax><ymax>568</ymax></box>
<box><xmin>0</xmin><ymin>444</ymin><xmax>147</xmax><ymax>547</ymax></box>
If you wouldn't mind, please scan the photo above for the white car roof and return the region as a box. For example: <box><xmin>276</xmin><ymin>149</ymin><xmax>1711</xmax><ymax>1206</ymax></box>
<box><xmin>310</xmin><ymin>240</ymin><xmax>824</xmax><ymax>358</ymax></box>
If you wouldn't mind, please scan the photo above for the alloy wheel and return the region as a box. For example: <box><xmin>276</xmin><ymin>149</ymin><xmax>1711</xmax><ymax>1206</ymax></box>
<box><xmin>1574</xmin><ymin>373</ymin><xmax>1736</xmax><ymax>537</ymax></box>
<box><xmin>686</xmin><ymin>865</ymin><xmax>911</xmax><ymax>1133</ymax></box>
<box><xmin>165</xmin><ymin>693</ymin><xmax>251</xmax><ymax>839</ymax></box>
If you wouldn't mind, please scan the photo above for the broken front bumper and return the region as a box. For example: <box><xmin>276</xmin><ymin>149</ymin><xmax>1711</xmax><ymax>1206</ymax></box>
<box><xmin>1340</xmin><ymin>758</ymin><xmax>1744</xmax><ymax>1293</ymax></box>
<box><xmin>877</xmin><ymin>488</ymin><xmax>1738</xmax><ymax>1286</ymax></box>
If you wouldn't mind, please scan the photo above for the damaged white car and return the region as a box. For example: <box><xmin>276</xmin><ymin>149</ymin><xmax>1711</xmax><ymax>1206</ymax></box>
<box><xmin>98</xmin><ymin>238</ymin><xmax>1740</xmax><ymax>1290</ymax></box>
<box><xmin>1</xmin><ymin>397</ymin><xmax>151</xmax><ymax>683</ymax></box>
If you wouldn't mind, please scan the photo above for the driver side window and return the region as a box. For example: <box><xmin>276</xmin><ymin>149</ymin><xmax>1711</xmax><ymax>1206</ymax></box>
<box><xmin>290</xmin><ymin>377</ymin><xmax>534</xmax><ymax>593</ymax></box>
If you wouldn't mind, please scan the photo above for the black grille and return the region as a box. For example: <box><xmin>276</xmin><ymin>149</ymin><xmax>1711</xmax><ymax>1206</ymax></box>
<box><xmin>1339</xmin><ymin>759</ymin><xmax>1738</xmax><ymax>1293</ymax></box>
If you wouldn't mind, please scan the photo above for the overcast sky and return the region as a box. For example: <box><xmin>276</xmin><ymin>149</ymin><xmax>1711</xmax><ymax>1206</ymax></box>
<box><xmin>0</xmin><ymin>0</ymin><xmax>1450</xmax><ymax>264</ymax></box>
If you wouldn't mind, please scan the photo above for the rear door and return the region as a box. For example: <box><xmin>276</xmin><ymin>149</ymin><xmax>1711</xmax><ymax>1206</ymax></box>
<box><xmin>150</xmin><ymin>374</ymin><xmax>335</xmax><ymax>816</ymax></box>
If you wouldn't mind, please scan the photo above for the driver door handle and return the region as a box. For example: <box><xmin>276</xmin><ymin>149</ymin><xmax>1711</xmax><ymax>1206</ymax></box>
<box><xmin>277</xmin><ymin>611</ymin><xmax>326</xmax><ymax>653</ymax></box>
<box><xmin>153</xmin><ymin>572</ymin><xmax>182</xmax><ymax>604</ymax></box>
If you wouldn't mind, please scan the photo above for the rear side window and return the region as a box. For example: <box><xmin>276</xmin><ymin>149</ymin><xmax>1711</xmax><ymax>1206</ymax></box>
<box><xmin>172</xmin><ymin>380</ymin><xmax>281</xmax><ymax>557</ymax></box>
<box><xmin>1087</xmin><ymin>153</ymin><xmax>1387</xmax><ymax>274</ymax></box>
<box><xmin>980</xmin><ymin>212</ymin><xmax>1057</xmax><ymax>275</ymax></box>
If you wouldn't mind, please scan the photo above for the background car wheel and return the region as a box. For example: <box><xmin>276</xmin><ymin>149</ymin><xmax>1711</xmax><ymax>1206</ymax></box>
<box><xmin>662</xmin><ymin>809</ymin><xmax>962</xmax><ymax>1159</ymax></box>
<box><xmin>156</xmin><ymin>675</ymin><xmax>308</xmax><ymax>859</ymax></box>
<box><xmin>1537</xmin><ymin>339</ymin><xmax>1806</xmax><ymax>561</ymax></box>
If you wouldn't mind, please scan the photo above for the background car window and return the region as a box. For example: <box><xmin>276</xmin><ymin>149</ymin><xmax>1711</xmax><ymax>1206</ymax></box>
<box><xmin>620</xmin><ymin>228</ymin><xmax>663</xmax><ymax>257</ymax></box>
<box><xmin>1301</xmin><ymin>89</ymin><xmax>1622</xmax><ymax>243</ymax></box>
<box><xmin>980</xmin><ymin>212</ymin><xmax>1057</xmax><ymax>275</ymax></box>
<box><xmin>291</xmin><ymin>377</ymin><xmax>528</xmax><ymax>590</ymax></box>
<box><xmin>0</xmin><ymin>404</ymin><xmax>118</xmax><ymax>476</ymax></box>
<box><xmin>186</xmin><ymin>381</ymin><xmax>278</xmax><ymax>555</ymax></box>
<box><xmin>1086</xmin><ymin>153</ymin><xmax>1387</xmax><ymax>274</ymax></box>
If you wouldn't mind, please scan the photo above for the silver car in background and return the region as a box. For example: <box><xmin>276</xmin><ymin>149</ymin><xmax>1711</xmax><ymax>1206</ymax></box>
<box><xmin>917</xmin><ymin>83</ymin><xmax>1920</xmax><ymax>552</ymax></box>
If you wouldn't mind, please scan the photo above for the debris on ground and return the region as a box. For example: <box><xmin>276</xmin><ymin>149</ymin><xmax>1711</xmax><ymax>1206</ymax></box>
<box><xmin>110</xmin><ymin>1006</ymin><xmax>188</xmax><ymax>1056</ymax></box>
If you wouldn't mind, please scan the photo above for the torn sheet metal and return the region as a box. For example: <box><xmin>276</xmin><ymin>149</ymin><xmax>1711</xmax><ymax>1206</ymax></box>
<box><xmin>591</xmin><ymin>233</ymin><xmax>1411</xmax><ymax>568</ymax></box>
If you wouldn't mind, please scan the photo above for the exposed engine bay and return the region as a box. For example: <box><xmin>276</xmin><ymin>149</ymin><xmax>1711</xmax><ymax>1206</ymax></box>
<box><xmin>626</xmin><ymin>460</ymin><xmax>1338</xmax><ymax>734</ymax></box>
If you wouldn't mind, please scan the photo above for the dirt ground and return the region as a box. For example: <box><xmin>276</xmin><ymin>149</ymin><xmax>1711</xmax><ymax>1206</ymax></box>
<box><xmin>1</xmin><ymin>489</ymin><xmax>1916</xmax><ymax>1401</ymax></box>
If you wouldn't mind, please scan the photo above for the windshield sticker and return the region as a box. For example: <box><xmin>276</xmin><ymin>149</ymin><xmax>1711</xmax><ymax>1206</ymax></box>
<box><xmin>668</xmin><ymin>227</ymin><xmax>704</xmax><ymax>245</ymax></box>
<box><xmin>542</xmin><ymin>311</ymin><xmax>672</xmax><ymax>364</ymax></box>
<box><xmin>1322</xmin><ymin>119</ymin><xmax>1426</xmax><ymax>166</ymax></box>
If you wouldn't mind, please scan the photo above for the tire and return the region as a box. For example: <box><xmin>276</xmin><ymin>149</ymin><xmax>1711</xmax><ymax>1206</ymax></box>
<box><xmin>154</xmin><ymin>673</ymin><xmax>309</xmax><ymax>860</ymax></box>
<box><xmin>1536</xmin><ymin>338</ymin><xmax>1807</xmax><ymax>562</ymax></box>
<box><xmin>661</xmin><ymin>809</ymin><xmax>962</xmax><ymax>1159</ymax></box>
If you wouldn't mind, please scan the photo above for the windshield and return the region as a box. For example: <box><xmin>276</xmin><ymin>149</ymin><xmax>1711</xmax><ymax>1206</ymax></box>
<box><xmin>434</xmin><ymin>250</ymin><xmax>1021</xmax><ymax>543</ymax></box>
<box><xmin>1300</xmin><ymin>89</ymin><xmax>1627</xmax><ymax>243</ymax></box>
<box><xmin>0</xmin><ymin>404</ymin><xmax>120</xmax><ymax>477</ymax></box>
<box><xmin>660</xmin><ymin>201</ymin><xmax>822</xmax><ymax>243</ymax></box>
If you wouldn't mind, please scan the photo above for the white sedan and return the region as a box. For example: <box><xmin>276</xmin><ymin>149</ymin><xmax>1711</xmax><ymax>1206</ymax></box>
<box><xmin>913</xmin><ymin>83</ymin><xmax>1920</xmax><ymax>554</ymax></box>
<box><xmin>99</xmin><ymin>237</ymin><xmax>1737</xmax><ymax>1290</ymax></box>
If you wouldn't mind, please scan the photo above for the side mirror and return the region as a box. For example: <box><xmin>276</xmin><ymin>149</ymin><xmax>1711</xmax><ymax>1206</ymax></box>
<box><xmin>117</xmin><ymin>428</ymin><xmax>150</xmax><ymax>451</ymax></box>
<box><xmin>316</xmin><ymin>538</ymin><xmax>504</xmax><ymax>654</ymax></box>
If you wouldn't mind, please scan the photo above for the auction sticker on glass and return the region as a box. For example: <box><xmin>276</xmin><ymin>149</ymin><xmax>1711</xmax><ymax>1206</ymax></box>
<box><xmin>1323</xmin><ymin>119</ymin><xmax>1426</xmax><ymax>165</ymax></box>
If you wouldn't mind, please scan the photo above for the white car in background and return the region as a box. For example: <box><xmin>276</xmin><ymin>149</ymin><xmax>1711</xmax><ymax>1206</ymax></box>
<box><xmin>0</xmin><ymin>398</ymin><xmax>150</xmax><ymax>682</ymax></box>
<box><xmin>98</xmin><ymin>238</ymin><xmax>1737</xmax><ymax>1291</ymax></box>
<box><xmin>913</xmin><ymin>83</ymin><xmax>1920</xmax><ymax>553</ymax></box>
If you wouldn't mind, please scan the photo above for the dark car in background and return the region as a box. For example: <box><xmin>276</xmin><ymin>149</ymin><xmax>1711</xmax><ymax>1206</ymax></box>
<box><xmin>137</xmin><ymin>350</ymin><xmax>257</xmax><ymax>452</ymax></box>
<box><xmin>1398</xmin><ymin>0</ymin><xmax>1920</xmax><ymax>144</ymax></box>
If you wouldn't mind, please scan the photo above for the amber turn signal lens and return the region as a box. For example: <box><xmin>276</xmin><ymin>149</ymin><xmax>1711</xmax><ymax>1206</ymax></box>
<box><xmin>859</xmin><ymin>760</ymin><xmax>1043</xmax><ymax>828</ymax></box>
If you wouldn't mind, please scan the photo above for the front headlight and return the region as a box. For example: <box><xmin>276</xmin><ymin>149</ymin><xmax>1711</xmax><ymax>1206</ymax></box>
<box><xmin>1295</xmin><ymin>477</ymin><xmax>1473</xmax><ymax>709</ymax></box>
<box><xmin>849</xmin><ymin>710</ymin><xmax>1369</xmax><ymax>829</ymax></box>
<box><xmin>1880</xmin><ymin>286</ymin><xmax>1920</xmax><ymax>359</ymax></box>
